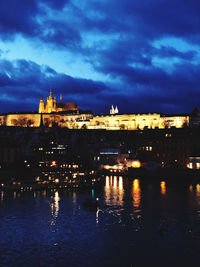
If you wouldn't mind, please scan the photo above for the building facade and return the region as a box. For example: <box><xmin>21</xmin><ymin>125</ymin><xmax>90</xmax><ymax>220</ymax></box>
<box><xmin>39</xmin><ymin>89</ymin><xmax>78</xmax><ymax>113</ymax></box>
<box><xmin>0</xmin><ymin>90</ymin><xmax>195</xmax><ymax>129</ymax></box>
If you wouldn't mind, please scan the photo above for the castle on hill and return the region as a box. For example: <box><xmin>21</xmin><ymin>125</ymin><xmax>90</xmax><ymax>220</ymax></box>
<box><xmin>0</xmin><ymin>88</ymin><xmax>199</xmax><ymax>130</ymax></box>
<box><xmin>39</xmin><ymin>89</ymin><xmax>78</xmax><ymax>113</ymax></box>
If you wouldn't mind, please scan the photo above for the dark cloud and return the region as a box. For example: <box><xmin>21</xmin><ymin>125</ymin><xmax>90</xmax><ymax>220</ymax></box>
<box><xmin>0</xmin><ymin>0</ymin><xmax>38</xmax><ymax>38</ymax></box>
<box><xmin>0</xmin><ymin>57</ymin><xmax>199</xmax><ymax>115</ymax></box>
<box><xmin>153</xmin><ymin>46</ymin><xmax>197</xmax><ymax>60</ymax></box>
<box><xmin>0</xmin><ymin>59</ymin><xmax>109</xmax><ymax>112</ymax></box>
<box><xmin>42</xmin><ymin>0</ymin><xmax>69</xmax><ymax>10</ymax></box>
<box><xmin>41</xmin><ymin>20</ymin><xmax>82</xmax><ymax>50</ymax></box>
<box><xmin>0</xmin><ymin>0</ymin><xmax>200</xmax><ymax>114</ymax></box>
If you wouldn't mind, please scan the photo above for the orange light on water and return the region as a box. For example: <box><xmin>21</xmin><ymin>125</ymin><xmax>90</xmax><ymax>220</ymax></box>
<box><xmin>105</xmin><ymin>176</ymin><xmax>110</xmax><ymax>187</ymax></box>
<box><xmin>189</xmin><ymin>185</ymin><xmax>193</xmax><ymax>192</ymax></box>
<box><xmin>160</xmin><ymin>181</ymin><xmax>166</xmax><ymax>195</ymax></box>
<box><xmin>132</xmin><ymin>179</ymin><xmax>141</xmax><ymax>208</ymax></box>
<box><xmin>196</xmin><ymin>184</ymin><xmax>200</xmax><ymax>197</ymax></box>
<box><xmin>113</xmin><ymin>176</ymin><xmax>117</xmax><ymax>188</ymax></box>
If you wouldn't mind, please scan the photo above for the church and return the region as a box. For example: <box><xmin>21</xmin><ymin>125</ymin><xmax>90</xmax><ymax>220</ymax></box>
<box><xmin>39</xmin><ymin>89</ymin><xmax>78</xmax><ymax>113</ymax></box>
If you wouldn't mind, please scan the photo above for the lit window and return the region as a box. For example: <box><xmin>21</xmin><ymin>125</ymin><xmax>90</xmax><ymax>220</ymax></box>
<box><xmin>187</xmin><ymin>162</ymin><xmax>193</xmax><ymax>169</ymax></box>
<box><xmin>197</xmin><ymin>163</ymin><xmax>200</xmax><ymax>169</ymax></box>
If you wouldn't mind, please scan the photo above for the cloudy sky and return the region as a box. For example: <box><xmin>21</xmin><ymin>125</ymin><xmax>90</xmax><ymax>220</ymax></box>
<box><xmin>0</xmin><ymin>0</ymin><xmax>200</xmax><ymax>114</ymax></box>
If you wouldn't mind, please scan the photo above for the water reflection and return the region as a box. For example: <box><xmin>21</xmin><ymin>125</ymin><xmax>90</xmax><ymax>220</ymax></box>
<box><xmin>50</xmin><ymin>191</ymin><xmax>60</xmax><ymax>227</ymax></box>
<box><xmin>105</xmin><ymin>176</ymin><xmax>124</xmax><ymax>206</ymax></box>
<box><xmin>72</xmin><ymin>192</ymin><xmax>77</xmax><ymax>215</ymax></box>
<box><xmin>1</xmin><ymin>191</ymin><xmax>4</xmax><ymax>204</ymax></box>
<box><xmin>132</xmin><ymin>179</ymin><xmax>141</xmax><ymax>210</ymax></box>
<box><xmin>196</xmin><ymin>184</ymin><xmax>200</xmax><ymax>197</ymax></box>
<box><xmin>189</xmin><ymin>185</ymin><xmax>193</xmax><ymax>192</ymax></box>
<box><xmin>96</xmin><ymin>208</ymin><xmax>100</xmax><ymax>224</ymax></box>
<box><xmin>160</xmin><ymin>181</ymin><xmax>166</xmax><ymax>195</ymax></box>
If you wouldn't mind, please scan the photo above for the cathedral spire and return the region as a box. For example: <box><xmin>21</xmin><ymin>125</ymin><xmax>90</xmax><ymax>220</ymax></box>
<box><xmin>115</xmin><ymin>106</ymin><xmax>119</xmax><ymax>114</ymax></box>
<box><xmin>60</xmin><ymin>94</ymin><xmax>62</xmax><ymax>103</ymax></box>
<box><xmin>50</xmin><ymin>88</ymin><xmax>53</xmax><ymax>99</ymax></box>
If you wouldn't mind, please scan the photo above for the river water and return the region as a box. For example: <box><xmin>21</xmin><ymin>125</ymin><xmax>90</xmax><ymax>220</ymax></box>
<box><xmin>1</xmin><ymin>176</ymin><xmax>200</xmax><ymax>267</ymax></box>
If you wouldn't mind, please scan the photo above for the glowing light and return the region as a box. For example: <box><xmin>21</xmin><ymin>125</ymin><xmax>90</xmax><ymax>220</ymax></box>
<box><xmin>91</xmin><ymin>189</ymin><xmax>94</xmax><ymax>197</ymax></box>
<box><xmin>132</xmin><ymin>179</ymin><xmax>141</xmax><ymax>209</ymax></box>
<box><xmin>160</xmin><ymin>181</ymin><xmax>166</xmax><ymax>195</ymax></box>
<box><xmin>113</xmin><ymin>176</ymin><xmax>117</xmax><ymax>188</ymax></box>
<box><xmin>54</xmin><ymin>179</ymin><xmax>59</xmax><ymax>183</ymax></box>
<box><xmin>1</xmin><ymin>191</ymin><xmax>4</xmax><ymax>203</ymax></box>
<box><xmin>119</xmin><ymin>176</ymin><xmax>123</xmax><ymax>191</ymax></box>
<box><xmin>196</xmin><ymin>184</ymin><xmax>200</xmax><ymax>197</ymax></box>
<box><xmin>104</xmin><ymin>165</ymin><xmax>110</xmax><ymax>170</ymax></box>
<box><xmin>187</xmin><ymin>162</ymin><xmax>193</xmax><ymax>169</ymax></box>
<box><xmin>96</xmin><ymin>208</ymin><xmax>99</xmax><ymax>224</ymax></box>
<box><xmin>105</xmin><ymin>176</ymin><xmax>124</xmax><ymax>206</ymax></box>
<box><xmin>131</xmin><ymin>160</ymin><xmax>141</xmax><ymax>168</ymax></box>
<box><xmin>189</xmin><ymin>185</ymin><xmax>193</xmax><ymax>192</ymax></box>
<box><xmin>51</xmin><ymin>161</ymin><xmax>56</xmax><ymax>167</ymax></box>
<box><xmin>104</xmin><ymin>164</ymin><xmax>124</xmax><ymax>171</ymax></box>
<box><xmin>105</xmin><ymin>176</ymin><xmax>110</xmax><ymax>187</ymax></box>
<box><xmin>50</xmin><ymin>191</ymin><xmax>60</xmax><ymax>227</ymax></box>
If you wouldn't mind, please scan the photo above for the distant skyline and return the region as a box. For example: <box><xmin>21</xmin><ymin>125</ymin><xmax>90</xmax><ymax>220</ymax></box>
<box><xmin>0</xmin><ymin>0</ymin><xmax>200</xmax><ymax>114</ymax></box>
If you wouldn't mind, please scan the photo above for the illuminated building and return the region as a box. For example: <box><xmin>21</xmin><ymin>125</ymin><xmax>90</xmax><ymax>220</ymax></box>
<box><xmin>39</xmin><ymin>89</ymin><xmax>78</xmax><ymax>113</ymax></box>
<box><xmin>0</xmin><ymin>89</ymin><xmax>199</xmax><ymax>130</ymax></box>
<box><xmin>187</xmin><ymin>156</ymin><xmax>200</xmax><ymax>170</ymax></box>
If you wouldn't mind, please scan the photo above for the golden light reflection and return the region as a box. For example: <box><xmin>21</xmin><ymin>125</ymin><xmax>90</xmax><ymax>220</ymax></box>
<box><xmin>196</xmin><ymin>184</ymin><xmax>200</xmax><ymax>197</ymax></box>
<box><xmin>160</xmin><ymin>181</ymin><xmax>166</xmax><ymax>195</ymax></box>
<box><xmin>105</xmin><ymin>176</ymin><xmax>110</xmax><ymax>188</ymax></box>
<box><xmin>189</xmin><ymin>185</ymin><xmax>193</xmax><ymax>192</ymax></box>
<box><xmin>132</xmin><ymin>179</ymin><xmax>141</xmax><ymax>209</ymax></box>
<box><xmin>113</xmin><ymin>176</ymin><xmax>117</xmax><ymax>188</ymax></box>
<box><xmin>1</xmin><ymin>191</ymin><xmax>4</xmax><ymax>203</ymax></box>
<box><xmin>104</xmin><ymin>176</ymin><xmax>124</xmax><ymax>206</ymax></box>
<box><xmin>54</xmin><ymin>191</ymin><xmax>60</xmax><ymax>218</ymax></box>
<box><xmin>50</xmin><ymin>191</ymin><xmax>60</xmax><ymax>226</ymax></box>
<box><xmin>119</xmin><ymin>176</ymin><xmax>123</xmax><ymax>191</ymax></box>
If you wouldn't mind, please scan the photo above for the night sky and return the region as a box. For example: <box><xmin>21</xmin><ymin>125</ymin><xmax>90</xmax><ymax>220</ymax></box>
<box><xmin>0</xmin><ymin>0</ymin><xmax>200</xmax><ymax>114</ymax></box>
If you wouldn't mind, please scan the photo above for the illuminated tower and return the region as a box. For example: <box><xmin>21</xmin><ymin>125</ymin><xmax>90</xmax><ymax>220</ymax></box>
<box><xmin>114</xmin><ymin>106</ymin><xmax>119</xmax><ymax>114</ymax></box>
<box><xmin>110</xmin><ymin>105</ymin><xmax>115</xmax><ymax>114</ymax></box>
<box><xmin>46</xmin><ymin>89</ymin><xmax>56</xmax><ymax>113</ymax></box>
<box><xmin>39</xmin><ymin>96</ymin><xmax>45</xmax><ymax>113</ymax></box>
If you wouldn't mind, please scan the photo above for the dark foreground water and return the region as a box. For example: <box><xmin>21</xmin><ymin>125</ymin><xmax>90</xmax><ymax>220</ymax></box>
<box><xmin>1</xmin><ymin>176</ymin><xmax>200</xmax><ymax>267</ymax></box>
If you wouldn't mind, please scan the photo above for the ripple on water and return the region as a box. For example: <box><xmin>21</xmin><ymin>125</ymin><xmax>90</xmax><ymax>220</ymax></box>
<box><xmin>0</xmin><ymin>179</ymin><xmax>200</xmax><ymax>266</ymax></box>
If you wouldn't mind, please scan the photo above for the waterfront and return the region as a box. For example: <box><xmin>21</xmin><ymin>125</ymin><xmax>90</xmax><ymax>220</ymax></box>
<box><xmin>1</xmin><ymin>176</ymin><xmax>200</xmax><ymax>266</ymax></box>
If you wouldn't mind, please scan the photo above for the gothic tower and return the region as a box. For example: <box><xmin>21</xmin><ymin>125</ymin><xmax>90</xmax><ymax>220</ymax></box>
<box><xmin>39</xmin><ymin>96</ymin><xmax>45</xmax><ymax>113</ymax></box>
<box><xmin>46</xmin><ymin>89</ymin><xmax>56</xmax><ymax>113</ymax></box>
